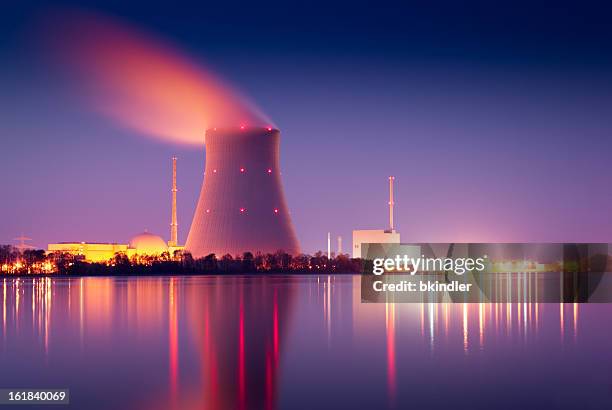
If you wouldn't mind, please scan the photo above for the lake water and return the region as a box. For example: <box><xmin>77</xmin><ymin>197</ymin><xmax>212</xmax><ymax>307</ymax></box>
<box><xmin>1</xmin><ymin>275</ymin><xmax>612</xmax><ymax>409</ymax></box>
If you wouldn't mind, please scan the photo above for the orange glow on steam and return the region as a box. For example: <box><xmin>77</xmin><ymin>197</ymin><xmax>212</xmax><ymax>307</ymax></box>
<box><xmin>45</xmin><ymin>11</ymin><xmax>272</xmax><ymax>145</ymax></box>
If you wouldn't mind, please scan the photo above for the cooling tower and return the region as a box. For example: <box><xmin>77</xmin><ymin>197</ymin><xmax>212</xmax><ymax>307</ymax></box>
<box><xmin>185</xmin><ymin>127</ymin><xmax>300</xmax><ymax>258</ymax></box>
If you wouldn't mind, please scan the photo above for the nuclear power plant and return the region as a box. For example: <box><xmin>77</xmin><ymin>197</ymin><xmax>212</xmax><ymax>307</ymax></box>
<box><xmin>185</xmin><ymin>127</ymin><xmax>300</xmax><ymax>258</ymax></box>
<box><xmin>47</xmin><ymin>127</ymin><xmax>301</xmax><ymax>261</ymax></box>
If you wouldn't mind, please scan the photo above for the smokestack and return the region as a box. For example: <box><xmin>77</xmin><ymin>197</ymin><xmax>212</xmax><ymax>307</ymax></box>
<box><xmin>389</xmin><ymin>176</ymin><xmax>395</xmax><ymax>232</ymax></box>
<box><xmin>169</xmin><ymin>156</ymin><xmax>178</xmax><ymax>247</ymax></box>
<box><xmin>388</xmin><ymin>176</ymin><xmax>395</xmax><ymax>232</ymax></box>
<box><xmin>186</xmin><ymin>127</ymin><xmax>300</xmax><ymax>257</ymax></box>
<box><xmin>327</xmin><ymin>232</ymin><xmax>331</xmax><ymax>259</ymax></box>
<box><xmin>337</xmin><ymin>236</ymin><xmax>342</xmax><ymax>256</ymax></box>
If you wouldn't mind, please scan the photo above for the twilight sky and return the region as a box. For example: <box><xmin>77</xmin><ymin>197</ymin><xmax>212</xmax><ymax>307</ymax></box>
<box><xmin>1</xmin><ymin>0</ymin><xmax>612</xmax><ymax>253</ymax></box>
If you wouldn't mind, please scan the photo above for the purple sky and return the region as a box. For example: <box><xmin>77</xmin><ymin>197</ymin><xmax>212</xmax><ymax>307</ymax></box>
<box><xmin>2</xmin><ymin>3</ymin><xmax>612</xmax><ymax>253</ymax></box>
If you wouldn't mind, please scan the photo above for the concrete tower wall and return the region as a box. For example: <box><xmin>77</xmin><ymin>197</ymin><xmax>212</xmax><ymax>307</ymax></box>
<box><xmin>185</xmin><ymin>127</ymin><xmax>300</xmax><ymax>258</ymax></box>
<box><xmin>169</xmin><ymin>156</ymin><xmax>178</xmax><ymax>247</ymax></box>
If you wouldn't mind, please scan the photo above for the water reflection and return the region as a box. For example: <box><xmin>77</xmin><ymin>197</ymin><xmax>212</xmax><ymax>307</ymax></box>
<box><xmin>0</xmin><ymin>276</ymin><xmax>610</xmax><ymax>410</ymax></box>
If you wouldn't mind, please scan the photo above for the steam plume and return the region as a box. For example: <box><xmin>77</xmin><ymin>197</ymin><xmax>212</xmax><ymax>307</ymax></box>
<box><xmin>43</xmin><ymin>11</ymin><xmax>273</xmax><ymax>145</ymax></box>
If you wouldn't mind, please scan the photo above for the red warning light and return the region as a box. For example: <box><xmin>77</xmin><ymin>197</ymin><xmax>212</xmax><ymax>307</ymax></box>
<box><xmin>240</xmin><ymin>167</ymin><xmax>245</xmax><ymax>173</ymax></box>
<box><xmin>274</xmin><ymin>208</ymin><xmax>279</xmax><ymax>213</ymax></box>
<box><xmin>240</xmin><ymin>208</ymin><xmax>245</xmax><ymax>213</ymax></box>
<box><xmin>206</xmin><ymin>209</ymin><xmax>210</xmax><ymax>213</ymax></box>
<box><xmin>267</xmin><ymin>168</ymin><xmax>272</xmax><ymax>174</ymax></box>
<box><xmin>240</xmin><ymin>125</ymin><xmax>245</xmax><ymax>130</ymax></box>
<box><xmin>213</xmin><ymin>169</ymin><xmax>217</xmax><ymax>173</ymax></box>
<box><xmin>267</xmin><ymin>127</ymin><xmax>272</xmax><ymax>131</ymax></box>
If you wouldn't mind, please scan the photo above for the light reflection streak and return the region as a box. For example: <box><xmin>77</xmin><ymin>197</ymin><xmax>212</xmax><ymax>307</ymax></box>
<box><xmin>507</xmin><ymin>302</ymin><xmax>511</xmax><ymax>336</ymax></box>
<box><xmin>44</xmin><ymin>277</ymin><xmax>51</xmax><ymax>355</ymax></box>
<box><xmin>168</xmin><ymin>278</ymin><xmax>178</xmax><ymax>404</ymax></box>
<box><xmin>495</xmin><ymin>302</ymin><xmax>499</xmax><ymax>334</ymax></box>
<box><xmin>573</xmin><ymin>302</ymin><xmax>578</xmax><ymax>342</ymax></box>
<box><xmin>462</xmin><ymin>303</ymin><xmax>468</xmax><ymax>353</ymax></box>
<box><xmin>560</xmin><ymin>303</ymin><xmax>564</xmax><ymax>342</ymax></box>
<box><xmin>238</xmin><ymin>287</ymin><xmax>245</xmax><ymax>410</ymax></box>
<box><xmin>435</xmin><ymin>303</ymin><xmax>439</xmax><ymax>338</ymax></box>
<box><xmin>2</xmin><ymin>279</ymin><xmax>6</xmax><ymax>341</ymax></box>
<box><xmin>535</xmin><ymin>301</ymin><xmax>539</xmax><ymax>336</ymax></box>
<box><xmin>79</xmin><ymin>278</ymin><xmax>84</xmax><ymax>348</ymax></box>
<box><xmin>517</xmin><ymin>300</ymin><xmax>521</xmax><ymax>336</ymax></box>
<box><xmin>327</xmin><ymin>275</ymin><xmax>332</xmax><ymax>343</ymax></box>
<box><xmin>37</xmin><ymin>279</ymin><xmax>42</xmax><ymax>339</ymax></box>
<box><xmin>528</xmin><ymin>302</ymin><xmax>531</xmax><ymax>335</ymax></box>
<box><xmin>428</xmin><ymin>302</ymin><xmax>435</xmax><ymax>351</ymax></box>
<box><xmin>444</xmin><ymin>303</ymin><xmax>449</xmax><ymax>338</ymax></box>
<box><xmin>420</xmin><ymin>303</ymin><xmax>424</xmax><ymax>342</ymax></box>
<box><xmin>385</xmin><ymin>302</ymin><xmax>396</xmax><ymax>406</ymax></box>
<box><xmin>273</xmin><ymin>289</ymin><xmax>279</xmax><ymax>363</ymax></box>
<box><xmin>201</xmin><ymin>296</ymin><xmax>219</xmax><ymax>409</ymax></box>
<box><xmin>15</xmin><ymin>279</ymin><xmax>20</xmax><ymax>330</ymax></box>
<box><xmin>265</xmin><ymin>350</ymin><xmax>272</xmax><ymax>410</ymax></box>
<box><xmin>523</xmin><ymin>297</ymin><xmax>527</xmax><ymax>339</ymax></box>
<box><xmin>32</xmin><ymin>280</ymin><xmax>35</xmax><ymax>332</ymax></box>
<box><xmin>322</xmin><ymin>277</ymin><xmax>326</xmax><ymax>330</ymax></box>
<box><xmin>478</xmin><ymin>303</ymin><xmax>484</xmax><ymax>348</ymax></box>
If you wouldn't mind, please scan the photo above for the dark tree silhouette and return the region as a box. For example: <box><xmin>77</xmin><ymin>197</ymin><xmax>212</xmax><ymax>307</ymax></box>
<box><xmin>0</xmin><ymin>244</ymin><xmax>363</xmax><ymax>276</ymax></box>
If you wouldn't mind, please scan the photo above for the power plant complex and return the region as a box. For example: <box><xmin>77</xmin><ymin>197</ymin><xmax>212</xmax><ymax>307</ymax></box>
<box><xmin>46</xmin><ymin>125</ymin><xmax>399</xmax><ymax>261</ymax></box>
<box><xmin>47</xmin><ymin>126</ymin><xmax>301</xmax><ymax>261</ymax></box>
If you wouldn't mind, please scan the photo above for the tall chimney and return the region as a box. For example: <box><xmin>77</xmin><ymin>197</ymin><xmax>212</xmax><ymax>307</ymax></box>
<box><xmin>388</xmin><ymin>176</ymin><xmax>395</xmax><ymax>232</ymax></box>
<box><xmin>337</xmin><ymin>235</ymin><xmax>342</xmax><ymax>256</ymax></box>
<box><xmin>327</xmin><ymin>232</ymin><xmax>331</xmax><ymax>259</ymax></box>
<box><xmin>169</xmin><ymin>156</ymin><xmax>178</xmax><ymax>247</ymax></box>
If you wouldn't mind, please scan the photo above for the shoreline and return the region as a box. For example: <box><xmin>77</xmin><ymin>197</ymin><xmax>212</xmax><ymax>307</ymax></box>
<box><xmin>0</xmin><ymin>271</ymin><xmax>360</xmax><ymax>278</ymax></box>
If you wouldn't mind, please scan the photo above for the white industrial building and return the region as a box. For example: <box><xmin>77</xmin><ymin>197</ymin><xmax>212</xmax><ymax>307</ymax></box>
<box><xmin>352</xmin><ymin>176</ymin><xmax>401</xmax><ymax>258</ymax></box>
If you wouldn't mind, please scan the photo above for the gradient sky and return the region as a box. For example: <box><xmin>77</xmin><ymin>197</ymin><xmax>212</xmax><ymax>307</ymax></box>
<box><xmin>2</xmin><ymin>0</ymin><xmax>612</xmax><ymax>253</ymax></box>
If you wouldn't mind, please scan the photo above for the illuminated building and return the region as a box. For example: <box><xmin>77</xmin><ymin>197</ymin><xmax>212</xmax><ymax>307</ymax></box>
<box><xmin>185</xmin><ymin>127</ymin><xmax>300</xmax><ymax>258</ymax></box>
<box><xmin>352</xmin><ymin>230</ymin><xmax>401</xmax><ymax>258</ymax></box>
<box><xmin>47</xmin><ymin>157</ymin><xmax>184</xmax><ymax>263</ymax></box>
<box><xmin>47</xmin><ymin>231</ymin><xmax>182</xmax><ymax>262</ymax></box>
<box><xmin>128</xmin><ymin>231</ymin><xmax>169</xmax><ymax>256</ymax></box>
<box><xmin>47</xmin><ymin>242</ymin><xmax>128</xmax><ymax>263</ymax></box>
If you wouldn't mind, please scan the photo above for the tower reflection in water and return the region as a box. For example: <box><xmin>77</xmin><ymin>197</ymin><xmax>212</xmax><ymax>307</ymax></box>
<box><xmin>0</xmin><ymin>275</ymin><xmax>606</xmax><ymax>410</ymax></box>
<box><xmin>0</xmin><ymin>277</ymin><xmax>294</xmax><ymax>410</ymax></box>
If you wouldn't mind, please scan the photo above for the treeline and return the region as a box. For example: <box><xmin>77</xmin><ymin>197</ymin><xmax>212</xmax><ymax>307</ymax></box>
<box><xmin>0</xmin><ymin>245</ymin><xmax>363</xmax><ymax>275</ymax></box>
<box><xmin>0</xmin><ymin>245</ymin><xmax>49</xmax><ymax>274</ymax></box>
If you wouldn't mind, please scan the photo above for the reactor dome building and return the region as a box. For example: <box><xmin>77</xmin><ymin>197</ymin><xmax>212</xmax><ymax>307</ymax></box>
<box><xmin>185</xmin><ymin>127</ymin><xmax>300</xmax><ymax>258</ymax></box>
